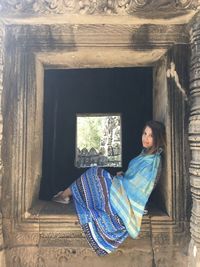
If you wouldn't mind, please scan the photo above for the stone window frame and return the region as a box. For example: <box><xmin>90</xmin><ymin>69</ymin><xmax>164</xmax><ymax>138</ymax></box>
<box><xmin>2</xmin><ymin>23</ymin><xmax>189</xmax><ymax>238</ymax></box>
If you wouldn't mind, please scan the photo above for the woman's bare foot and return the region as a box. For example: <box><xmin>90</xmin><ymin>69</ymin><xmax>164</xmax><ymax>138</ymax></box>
<box><xmin>62</xmin><ymin>187</ymin><xmax>72</xmax><ymax>198</ymax></box>
<box><xmin>52</xmin><ymin>190</ymin><xmax>71</xmax><ymax>204</ymax></box>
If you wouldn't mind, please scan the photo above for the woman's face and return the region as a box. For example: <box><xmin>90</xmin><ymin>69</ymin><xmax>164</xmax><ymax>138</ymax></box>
<box><xmin>142</xmin><ymin>126</ymin><xmax>154</xmax><ymax>149</ymax></box>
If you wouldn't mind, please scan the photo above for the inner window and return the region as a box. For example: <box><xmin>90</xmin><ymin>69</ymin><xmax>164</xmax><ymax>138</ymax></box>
<box><xmin>76</xmin><ymin>114</ymin><xmax>122</xmax><ymax>168</ymax></box>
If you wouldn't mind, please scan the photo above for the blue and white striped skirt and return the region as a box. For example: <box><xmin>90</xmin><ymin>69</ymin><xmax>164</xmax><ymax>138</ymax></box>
<box><xmin>70</xmin><ymin>167</ymin><xmax>128</xmax><ymax>256</ymax></box>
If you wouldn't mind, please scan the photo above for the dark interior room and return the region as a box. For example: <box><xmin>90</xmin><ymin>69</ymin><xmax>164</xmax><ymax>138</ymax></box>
<box><xmin>39</xmin><ymin>67</ymin><xmax>153</xmax><ymax>201</ymax></box>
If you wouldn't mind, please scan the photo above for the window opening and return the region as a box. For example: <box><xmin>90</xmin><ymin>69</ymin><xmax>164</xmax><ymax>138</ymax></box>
<box><xmin>76</xmin><ymin>114</ymin><xmax>122</xmax><ymax>168</ymax></box>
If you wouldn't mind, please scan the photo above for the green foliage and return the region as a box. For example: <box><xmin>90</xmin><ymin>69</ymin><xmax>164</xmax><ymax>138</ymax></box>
<box><xmin>77</xmin><ymin>116</ymin><xmax>105</xmax><ymax>150</ymax></box>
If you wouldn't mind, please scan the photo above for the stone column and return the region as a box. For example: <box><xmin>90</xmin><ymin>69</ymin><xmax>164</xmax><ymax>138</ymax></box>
<box><xmin>188</xmin><ymin>12</ymin><xmax>200</xmax><ymax>267</ymax></box>
<box><xmin>0</xmin><ymin>24</ymin><xmax>6</xmax><ymax>266</ymax></box>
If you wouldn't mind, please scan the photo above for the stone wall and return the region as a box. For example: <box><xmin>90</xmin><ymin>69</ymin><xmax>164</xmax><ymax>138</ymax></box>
<box><xmin>188</xmin><ymin>13</ymin><xmax>200</xmax><ymax>267</ymax></box>
<box><xmin>0</xmin><ymin>0</ymin><xmax>199</xmax><ymax>16</ymax></box>
<box><xmin>0</xmin><ymin>1</ymin><xmax>199</xmax><ymax>266</ymax></box>
<box><xmin>4</xmin><ymin>234</ymin><xmax>190</xmax><ymax>267</ymax></box>
<box><xmin>0</xmin><ymin>24</ymin><xmax>6</xmax><ymax>267</ymax></box>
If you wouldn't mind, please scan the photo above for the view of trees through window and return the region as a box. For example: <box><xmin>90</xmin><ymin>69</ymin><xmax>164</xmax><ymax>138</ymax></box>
<box><xmin>76</xmin><ymin>114</ymin><xmax>122</xmax><ymax>168</ymax></box>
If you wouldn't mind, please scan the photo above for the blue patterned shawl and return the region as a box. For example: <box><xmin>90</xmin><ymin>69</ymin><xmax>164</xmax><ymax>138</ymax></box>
<box><xmin>71</xmin><ymin>150</ymin><xmax>161</xmax><ymax>255</ymax></box>
<box><xmin>110</xmin><ymin>150</ymin><xmax>161</xmax><ymax>238</ymax></box>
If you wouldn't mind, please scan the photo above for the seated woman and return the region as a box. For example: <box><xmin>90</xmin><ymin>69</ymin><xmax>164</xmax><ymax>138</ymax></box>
<box><xmin>52</xmin><ymin>120</ymin><xmax>166</xmax><ymax>256</ymax></box>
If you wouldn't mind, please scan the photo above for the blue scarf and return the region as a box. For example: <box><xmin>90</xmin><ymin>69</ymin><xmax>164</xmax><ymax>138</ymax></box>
<box><xmin>110</xmin><ymin>150</ymin><xmax>161</xmax><ymax>238</ymax></box>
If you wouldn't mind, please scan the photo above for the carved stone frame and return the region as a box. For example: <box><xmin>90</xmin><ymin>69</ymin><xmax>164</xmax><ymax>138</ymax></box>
<box><xmin>1</xmin><ymin>22</ymin><xmax>190</xmax><ymax>256</ymax></box>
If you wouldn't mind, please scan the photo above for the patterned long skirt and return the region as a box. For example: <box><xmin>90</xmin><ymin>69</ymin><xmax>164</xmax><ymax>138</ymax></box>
<box><xmin>70</xmin><ymin>166</ymin><xmax>128</xmax><ymax>256</ymax></box>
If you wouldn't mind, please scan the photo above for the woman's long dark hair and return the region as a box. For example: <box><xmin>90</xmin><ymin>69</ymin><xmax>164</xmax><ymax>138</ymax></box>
<box><xmin>143</xmin><ymin>120</ymin><xmax>166</xmax><ymax>154</ymax></box>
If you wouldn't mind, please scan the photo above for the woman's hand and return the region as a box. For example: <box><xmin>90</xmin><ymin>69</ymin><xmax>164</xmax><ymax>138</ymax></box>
<box><xmin>116</xmin><ymin>171</ymin><xmax>124</xmax><ymax>176</ymax></box>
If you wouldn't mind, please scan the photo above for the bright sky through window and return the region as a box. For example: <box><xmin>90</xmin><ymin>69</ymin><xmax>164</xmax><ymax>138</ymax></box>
<box><xmin>76</xmin><ymin>114</ymin><xmax>122</xmax><ymax>168</ymax></box>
